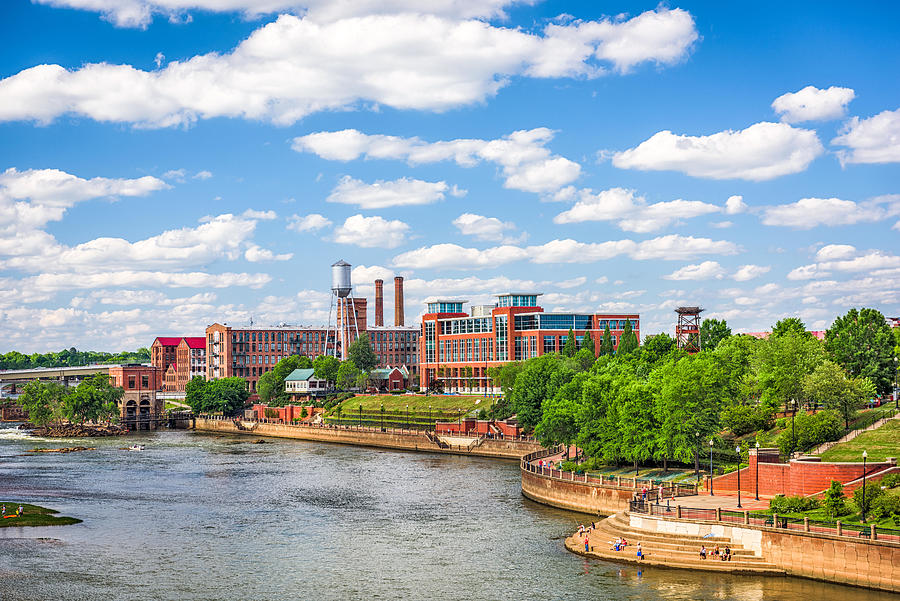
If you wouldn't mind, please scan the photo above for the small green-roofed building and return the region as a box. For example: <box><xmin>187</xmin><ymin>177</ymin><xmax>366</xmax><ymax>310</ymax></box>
<box><xmin>285</xmin><ymin>368</ymin><xmax>328</xmax><ymax>397</ymax></box>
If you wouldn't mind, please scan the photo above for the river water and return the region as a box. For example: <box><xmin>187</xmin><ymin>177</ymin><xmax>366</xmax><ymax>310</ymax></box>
<box><xmin>0</xmin><ymin>424</ymin><xmax>892</xmax><ymax>601</ymax></box>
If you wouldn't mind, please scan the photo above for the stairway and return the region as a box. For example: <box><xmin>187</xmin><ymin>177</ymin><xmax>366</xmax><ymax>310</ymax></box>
<box><xmin>567</xmin><ymin>512</ymin><xmax>785</xmax><ymax>575</ymax></box>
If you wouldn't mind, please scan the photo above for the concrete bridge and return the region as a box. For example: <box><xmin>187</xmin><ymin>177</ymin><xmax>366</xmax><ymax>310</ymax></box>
<box><xmin>0</xmin><ymin>364</ymin><xmax>114</xmax><ymax>398</ymax></box>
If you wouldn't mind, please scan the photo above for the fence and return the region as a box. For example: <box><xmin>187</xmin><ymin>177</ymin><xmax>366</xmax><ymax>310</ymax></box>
<box><xmin>521</xmin><ymin>449</ymin><xmax>697</xmax><ymax>497</ymax></box>
<box><xmin>627</xmin><ymin>501</ymin><xmax>900</xmax><ymax>544</ymax></box>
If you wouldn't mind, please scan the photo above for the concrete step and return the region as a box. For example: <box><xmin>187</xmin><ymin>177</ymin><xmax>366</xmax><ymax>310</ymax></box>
<box><xmin>591</xmin><ymin>525</ymin><xmax>758</xmax><ymax>557</ymax></box>
<box><xmin>598</xmin><ymin>516</ymin><xmax>736</xmax><ymax>545</ymax></box>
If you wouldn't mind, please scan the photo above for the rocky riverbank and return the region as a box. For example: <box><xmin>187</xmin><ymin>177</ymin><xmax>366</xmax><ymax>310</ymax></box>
<box><xmin>27</xmin><ymin>423</ymin><xmax>128</xmax><ymax>437</ymax></box>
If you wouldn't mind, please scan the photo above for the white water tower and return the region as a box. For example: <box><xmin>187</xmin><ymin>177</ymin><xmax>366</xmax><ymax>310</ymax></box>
<box><xmin>325</xmin><ymin>259</ymin><xmax>360</xmax><ymax>360</ymax></box>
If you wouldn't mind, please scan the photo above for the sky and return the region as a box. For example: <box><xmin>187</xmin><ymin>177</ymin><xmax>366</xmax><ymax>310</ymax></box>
<box><xmin>1</xmin><ymin>0</ymin><xmax>898</xmax><ymax>353</ymax></box>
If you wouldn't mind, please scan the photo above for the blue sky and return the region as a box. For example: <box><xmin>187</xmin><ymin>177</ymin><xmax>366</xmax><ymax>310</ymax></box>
<box><xmin>1</xmin><ymin>0</ymin><xmax>898</xmax><ymax>353</ymax></box>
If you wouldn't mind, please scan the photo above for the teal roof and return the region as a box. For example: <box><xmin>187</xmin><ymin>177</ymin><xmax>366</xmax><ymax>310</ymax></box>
<box><xmin>285</xmin><ymin>368</ymin><xmax>316</xmax><ymax>381</ymax></box>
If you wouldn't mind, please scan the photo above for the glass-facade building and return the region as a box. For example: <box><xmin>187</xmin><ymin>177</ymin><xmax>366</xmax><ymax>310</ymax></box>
<box><xmin>419</xmin><ymin>294</ymin><xmax>639</xmax><ymax>394</ymax></box>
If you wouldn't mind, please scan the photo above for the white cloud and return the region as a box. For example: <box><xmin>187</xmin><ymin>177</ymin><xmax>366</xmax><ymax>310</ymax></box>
<box><xmin>788</xmin><ymin>246</ymin><xmax>900</xmax><ymax>280</ymax></box>
<box><xmin>724</xmin><ymin>195</ymin><xmax>746</xmax><ymax>215</ymax></box>
<box><xmin>711</xmin><ymin>221</ymin><xmax>733</xmax><ymax>229</ymax></box>
<box><xmin>0</xmin><ymin>10</ymin><xmax>696</xmax><ymax>127</ymax></box>
<box><xmin>333</xmin><ymin>214</ymin><xmax>410</xmax><ymax>248</ymax></box>
<box><xmin>193</xmin><ymin>170</ymin><xmax>213</xmax><ymax>179</ymax></box>
<box><xmin>553</xmin><ymin>187</ymin><xmax>719</xmax><ymax>232</ymax></box>
<box><xmin>557</xmin><ymin>276</ymin><xmax>587</xmax><ymax>289</ymax></box>
<box><xmin>732</xmin><ymin>264</ymin><xmax>770</xmax><ymax>281</ymax></box>
<box><xmin>294</xmin><ymin>127</ymin><xmax>581</xmax><ymax>195</ymax></box>
<box><xmin>392</xmin><ymin>235</ymin><xmax>738</xmax><ymax>269</ymax></box>
<box><xmin>662</xmin><ymin>261</ymin><xmax>725</xmax><ymax>280</ymax></box>
<box><xmin>287</xmin><ymin>213</ymin><xmax>332</xmax><ymax>232</ymax></box>
<box><xmin>351</xmin><ymin>264</ymin><xmax>394</xmax><ymax>283</ymax></box>
<box><xmin>452</xmin><ymin>213</ymin><xmax>521</xmax><ymax>242</ymax></box>
<box><xmin>0</xmin><ymin>167</ymin><xmax>168</xmax><ymax>230</ymax></box>
<box><xmin>162</xmin><ymin>168</ymin><xmax>186</xmax><ymax>182</ymax></box>
<box><xmin>760</xmin><ymin>195</ymin><xmax>900</xmax><ymax>228</ymax></box>
<box><xmin>244</xmin><ymin>244</ymin><xmax>293</xmax><ymax>262</ymax></box>
<box><xmin>832</xmin><ymin>108</ymin><xmax>900</xmax><ymax>165</ymax></box>
<box><xmin>241</xmin><ymin>208</ymin><xmax>277</xmax><ymax>220</ymax></box>
<box><xmin>611</xmin><ymin>121</ymin><xmax>824</xmax><ymax>181</ymax></box>
<box><xmin>326</xmin><ymin>176</ymin><xmax>454</xmax><ymax>209</ymax></box>
<box><xmin>772</xmin><ymin>85</ymin><xmax>855</xmax><ymax>123</ymax></box>
<box><xmin>33</xmin><ymin>0</ymin><xmax>533</xmax><ymax>28</ymax></box>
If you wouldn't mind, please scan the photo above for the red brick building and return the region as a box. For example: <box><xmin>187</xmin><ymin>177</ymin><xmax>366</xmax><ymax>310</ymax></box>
<box><xmin>107</xmin><ymin>364</ymin><xmax>163</xmax><ymax>430</ymax></box>
<box><xmin>151</xmin><ymin>336</ymin><xmax>206</xmax><ymax>392</ymax></box>
<box><xmin>205</xmin><ymin>322</ymin><xmax>417</xmax><ymax>394</ymax></box>
<box><xmin>419</xmin><ymin>293</ymin><xmax>639</xmax><ymax>394</ymax></box>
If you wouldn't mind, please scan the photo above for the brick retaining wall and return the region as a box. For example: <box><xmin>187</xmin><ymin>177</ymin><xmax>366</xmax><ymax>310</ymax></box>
<box><xmin>520</xmin><ymin>469</ymin><xmax>633</xmax><ymax>516</ymax></box>
<box><xmin>193</xmin><ymin>417</ymin><xmax>541</xmax><ymax>459</ymax></box>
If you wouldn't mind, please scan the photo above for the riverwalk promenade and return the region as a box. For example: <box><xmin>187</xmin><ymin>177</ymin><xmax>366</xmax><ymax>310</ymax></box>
<box><xmin>193</xmin><ymin>415</ymin><xmax>542</xmax><ymax>459</ymax></box>
<box><xmin>518</xmin><ymin>448</ymin><xmax>900</xmax><ymax>593</ymax></box>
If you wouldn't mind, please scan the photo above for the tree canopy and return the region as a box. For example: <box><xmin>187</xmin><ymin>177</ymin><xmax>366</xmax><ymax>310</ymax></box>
<box><xmin>257</xmin><ymin>355</ymin><xmax>314</xmax><ymax>406</ymax></box>
<box><xmin>19</xmin><ymin>374</ymin><xmax>122</xmax><ymax>426</ymax></box>
<box><xmin>771</xmin><ymin>317</ymin><xmax>809</xmax><ymax>339</ymax></box>
<box><xmin>700</xmin><ymin>318</ymin><xmax>731</xmax><ymax>351</ymax></box>
<box><xmin>347</xmin><ymin>333</ymin><xmax>377</xmax><ymax>373</ymax></box>
<box><xmin>825</xmin><ymin>308</ymin><xmax>895</xmax><ymax>395</ymax></box>
<box><xmin>561</xmin><ymin>329</ymin><xmax>577</xmax><ymax>357</ymax></box>
<box><xmin>185</xmin><ymin>377</ymin><xmax>249</xmax><ymax>415</ymax></box>
<box><xmin>313</xmin><ymin>355</ymin><xmax>341</xmax><ymax>384</ymax></box>
<box><xmin>0</xmin><ymin>347</ymin><xmax>150</xmax><ymax>370</ymax></box>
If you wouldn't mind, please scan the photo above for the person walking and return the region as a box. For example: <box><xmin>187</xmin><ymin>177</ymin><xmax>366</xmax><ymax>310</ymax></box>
<box><xmin>637</xmin><ymin>542</ymin><xmax>643</xmax><ymax>561</ymax></box>
<box><xmin>1</xmin><ymin>504</ymin><xmax>5</xmax><ymax>517</ymax></box>
<box><xmin>17</xmin><ymin>505</ymin><xmax>23</xmax><ymax>517</ymax></box>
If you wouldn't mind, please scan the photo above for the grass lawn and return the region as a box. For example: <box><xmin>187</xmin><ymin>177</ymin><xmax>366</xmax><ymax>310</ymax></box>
<box><xmin>0</xmin><ymin>502</ymin><xmax>81</xmax><ymax>528</ymax></box>
<box><xmin>763</xmin><ymin>488</ymin><xmax>900</xmax><ymax>530</ymax></box>
<box><xmin>820</xmin><ymin>419</ymin><xmax>900</xmax><ymax>462</ymax></box>
<box><xmin>335</xmin><ymin>394</ymin><xmax>495</xmax><ymax>415</ymax></box>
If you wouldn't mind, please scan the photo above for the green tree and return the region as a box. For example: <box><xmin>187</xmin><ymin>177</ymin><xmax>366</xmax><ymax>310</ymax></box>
<box><xmin>206</xmin><ymin>378</ymin><xmax>250</xmax><ymax>414</ymax></box>
<box><xmin>580</xmin><ymin>332</ymin><xmax>595</xmax><ymax>355</ymax></box>
<box><xmin>18</xmin><ymin>380</ymin><xmax>66</xmax><ymax>426</ymax></box>
<box><xmin>258</xmin><ymin>355</ymin><xmax>312</xmax><ymax>405</ymax></box>
<box><xmin>825</xmin><ymin>307</ymin><xmax>895</xmax><ymax>395</ymax></box>
<box><xmin>599</xmin><ymin>323</ymin><xmax>615</xmax><ymax>356</ymax></box>
<box><xmin>640</xmin><ymin>333</ymin><xmax>677</xmax><ymax>364</ymax></box>
<box><xmin>617</xmin><ymin>320</ymin><xmax>639</xmax><ymax>355</ymax></box>
<box><xmin>803</xmin><ymin>360</ymin><xmax>873</xmax><ymax>427</ymax></box>
<box><xmin>337</xmin><ymin>361</ymin><xmax>364</xmax><ymax>390</ymax></box>
<box><xmin>185</xmin><ymin>376</ymin><xmax>208</xmax><ymax>413</ymax></box>
<box><xmin>562</xmin><ymin>329</ymin><xmax>577</xmax><ymax>357</ymax></box>
<box><xmin>488</xmin><ymin>361</ymin><xmax>524</xmax><ymax>396</ymax></box>
<box><xmin>313</xmin><ymin>355</ymin><xmax>341</xmax><ymax>385</ymax></box>
<box><xmin>511</xmin><ymin>354</ymin><xmax>575</xmax><ymax>431</ymax></box>
<box><xmin>771</xmin><ymin>317</ymin><xmax>809</xmax><ymax>339</ymax></box>
<box><xmin>573</xmin><ymin>347</ymin><xmax>595</xmax><ymax>371</ymax></box>
<box><xmin>752</xmin><ymin>331</ymin><xmax>825</xmax><ymax>412</ymax></box>
<box><xmin>534</xmin><ymin>379</ymin><xmax>582</xmax><ymax>455</ymax></box>
<box><xmin>774</xmin><ymin>410</ymin><xmax>843</xmax><ymax>455</ymax></box>
<box><xmin>62</xmin><ymin>374</ymin><xmax>123</xmax><ymax>424</ymax></box>
<box><xmin>824</xmin><ymin>480</ymin><xmax>849</xmax><ymax>518</ymax></box>
<box><xmin>347</xmin><ymin>333</ymin><xmax>378</xmax><ymax>373</ymax></box>
<box><xmin>617</xmin><ymin>375</ymin><xmax>656</xmax><ymax>473</ymax></box>
<box><xmin>700</xmin><ymin>318</ymin><xmax>731</xmax><ymax>351</ymax></box>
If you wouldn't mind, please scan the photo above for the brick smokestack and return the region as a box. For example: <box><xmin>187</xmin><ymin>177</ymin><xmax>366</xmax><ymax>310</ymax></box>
<box><xmin>394</xmin><ymin>276</ymin><xmax>405</xmax><ymax>326</ymax></box>
<box><xmin>374</xmin><ymin>279</ymin><xmax>384</xmax><ymax>327</ymax></box>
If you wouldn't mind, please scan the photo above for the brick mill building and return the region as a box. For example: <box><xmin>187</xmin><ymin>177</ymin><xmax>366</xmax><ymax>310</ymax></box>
<box><xmin>151</xmin><ymin>336</ymin><xmax>206</xmax><ymax>392</ymax></box>
<box><xmin>419</xmin><ymin>293</ymin><xmax>639</xmax><ymax>394</ymax></box>
<box><xmin>205</xmin><ymin>277</ymin><xmax>417</xmax><ymax>394</ymax></box>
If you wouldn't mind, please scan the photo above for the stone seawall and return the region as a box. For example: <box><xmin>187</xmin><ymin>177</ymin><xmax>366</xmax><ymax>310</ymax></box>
<box><xmin>193</xmin><ymin>418</ymin><xmax>541</xmax><ymax>459</ymax></box>
<box><xmin>520</xmin><ymin>469</ymin><xmax>633</xmax><ymax>516</ymax></box>
<box><xmin>630</xmin><ymin>512</ymin><xmax>900</xmax><ymax>593</ymax></box>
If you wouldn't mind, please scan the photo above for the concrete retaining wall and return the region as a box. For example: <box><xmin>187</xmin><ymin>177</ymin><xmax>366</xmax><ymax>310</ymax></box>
<box><xmin>520</xmin><ymin>469</ymin><xmax>633</xmax><ymax>516</ymax></box>
<box><xmin>193</xmin><ymin>418</ymin><xmax>541</xmax><ymax>459</ymax></box>
<box><xmin>629</xmin><ymin>512</ymin><xmax>900</xmax><ymax>593</ymax></box>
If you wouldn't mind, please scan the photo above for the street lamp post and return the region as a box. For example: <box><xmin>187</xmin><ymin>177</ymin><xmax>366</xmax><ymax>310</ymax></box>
<box><xmin>862</xmin><ymin>450</ymin><xmax>868</xmax><ymax>523</ymax></box>
<box><xmin>755</xmin><ymin>441</ymin><xmax>760</xmax><ymax>501</ymax></box>
<box><xmin>406</xmin><ymin>404</ymin><xmax>409</xmax><ymax>431</ymax></box>
<box><xmin>736</xmin><ymin>445</ymin><xmax>743</xmax><ymax>508</ymax></box>
<box><xmin>429</xmin><ymin>405</ymin><xmax>432</xmax><ymax>430</ymax></box>
<box><xmin>790</xmin><ymin>399</ymin><xmax>797</xmax><ymax>458</ymax></box>
<box><xmin>694</xmin><ymin>431</ymin><xmax>700</xmax><ymax>485</ymax></box>
<box><xmin>358</xmin><ymin>405</ymin><xmax>362</xmax><ymax>429</ymax></box>
<box><xmin>380</xmin><ymin>404</ymin><xmax>385</xmax><ymax>432</ymax></box>
<box><xmin>894</xmin><ymin>357</ymin><xmax>898</xmax><ymax>409</ymax></box>
<box><xmin>709</xmin><ymin>439</ymin><xmax>714</xmax><ymax>496</ymax></box>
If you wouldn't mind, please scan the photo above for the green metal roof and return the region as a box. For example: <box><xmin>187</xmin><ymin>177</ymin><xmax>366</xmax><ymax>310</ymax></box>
<box><xmin>285</xmin><ymin>368</ymin><xmax>316</xmax><ymax>381</ymax></box>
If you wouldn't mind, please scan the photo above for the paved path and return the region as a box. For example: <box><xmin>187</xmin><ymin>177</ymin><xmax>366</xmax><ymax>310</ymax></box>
<box><xmin>673</xmin><ymin>493</ymin><xmax>768</xmax><ymax>511</ymax></box>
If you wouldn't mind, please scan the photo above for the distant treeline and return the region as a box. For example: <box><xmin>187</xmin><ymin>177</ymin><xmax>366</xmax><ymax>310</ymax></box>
<box><xmin>0</xmin><ymin>347</ymin><xmax>151</xmax><ymax>370</ymax></box>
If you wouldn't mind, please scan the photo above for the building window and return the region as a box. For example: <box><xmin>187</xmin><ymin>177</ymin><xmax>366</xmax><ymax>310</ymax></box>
<box><xmin>141</xmin><ymin>375</ymin><xmax>149</xmax><ymax>388</ymax></box>
<box><xmin>543</xmin><ymin>336</ymin><xmax>555</xmax><ymax>354</ymax></box>
<box><xmin>128</xmin><ymin>376</ymin><xmax>135</xmax><ymax>389</ymax></box>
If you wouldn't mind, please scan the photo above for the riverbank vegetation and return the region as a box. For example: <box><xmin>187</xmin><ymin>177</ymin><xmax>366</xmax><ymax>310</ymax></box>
<box><xmin>0</xmin><ymin>347</ymin><xmax>150</xmax><ymax>370</ymax></box>
<box><xmin>0</xmin><ymin>502</ymin><xmax>81</xmax><ymax>528</ymax></box>
<box><xmin>17</xmin><ymin>374</ymin><xmax>124</xmax><ymax>428</ymax></box>
<box><xmin>766</xmin><ymin>475</ymin><xmax>900</xmax><ymax>528</ymax></box>
<box><xmin>185</xmin><ymin>377</ymin><xmax>250</xmax><ymax>415</ymax></box>
<box><xmin>501</xmin><ymin>308</ymin><xmax>897</xmax><ymax>474</ymax></box>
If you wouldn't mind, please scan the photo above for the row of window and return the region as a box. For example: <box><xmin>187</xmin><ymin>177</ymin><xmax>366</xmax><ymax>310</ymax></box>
<box><xmin>439</xmin><ymin>338</ymin><xmax>496</xmax><ymax>362</ymax></box>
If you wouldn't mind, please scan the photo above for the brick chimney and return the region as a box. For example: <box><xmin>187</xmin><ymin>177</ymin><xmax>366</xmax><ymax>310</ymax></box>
<box><xmin>394</xmin><ymin>276</ymin><xmax>404</xmax><ymax>326</ymax></box>
<box><xmin>374</xmin><ymin>279</ymin><xmax>384</xmax><ymax>327</ymax></box>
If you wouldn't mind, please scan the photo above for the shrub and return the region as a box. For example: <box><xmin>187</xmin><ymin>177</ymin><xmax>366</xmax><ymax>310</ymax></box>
<box><xmin>769</xmin><ymin>494</ymin><xmax>820</xmax><ymax>514</ymax></box>
<box><xmin>477</xmin><ymin>408</ymin><xmax>488</xmax><ymax>420</ymax></box>
<box><xmin>722</xmin><ymin>405</ymin><xmax>771</xmax><ymax>436</ymax></box>
<box><xmin>264</xmin><ymin>408</ymin><xmax>279</xmax><ymax>419</ymax></box>
<box><xmin>775</xmin><ymin>410</ymin><xmax>843</xmax><ymax>455</ymax></box>
<box><xmin>880</xmin><ymin>473</ymin><xmax>900</xmax><ymax>489</ymax></box>
<box><xmin>853</xmin><ymin>482</ymin><xmax>885</xmax><ymax>516</ymax></box>
<box><xmin>300</xmin><ymin>407</ymin><xmax>308</xmax><ymax>418</ymax></box>
<box><xmin>871</xmin><ymin>493</ymin><xmax>900</xmax><ymax>521</ymax></box>
<box><xmin>824</xmin><ymin>480</ymin><xmax>849</xmax><ymax>518</ymax></box>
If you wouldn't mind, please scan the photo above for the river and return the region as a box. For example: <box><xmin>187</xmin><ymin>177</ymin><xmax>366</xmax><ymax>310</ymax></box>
<box><xmin>0</xmin><ymin>423</ymin><xmax>893</xmax><ymax>601</ymax></box>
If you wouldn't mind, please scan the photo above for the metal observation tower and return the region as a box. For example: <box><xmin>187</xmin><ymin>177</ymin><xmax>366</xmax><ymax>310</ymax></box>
<box><xmin>325</xmin><ymin>260</ymin><xmax>361</xmax><ymax>361</ymax></box>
